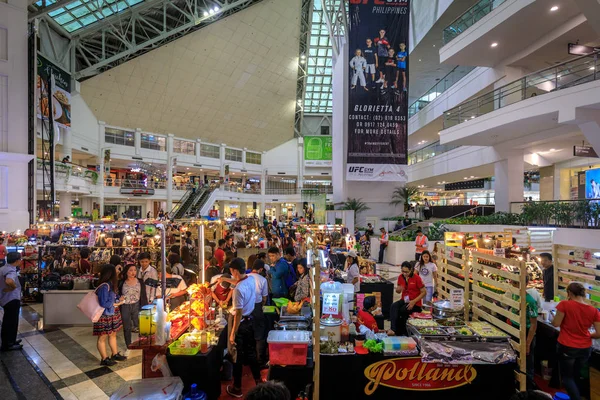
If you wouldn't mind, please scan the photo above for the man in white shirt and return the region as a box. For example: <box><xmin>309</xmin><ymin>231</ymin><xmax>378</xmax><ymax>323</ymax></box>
<box><xmin>249</xmin><ymin>259</ymin><xmax>269</xmax><ymax>367</ymax></box>
<box><xmin>225</xmin><ymin>258</ymin><xmax>261</xmax><ymax>398</ymax></box>
<box><xmin>378</xmin><ymin>228</ymin><xmax>389</xmax><ymax>264</ymax></box>
<box><xmin>137</xmin><ymin>252</ymin><xmax>158</xmax><ymax>303</ymax></box>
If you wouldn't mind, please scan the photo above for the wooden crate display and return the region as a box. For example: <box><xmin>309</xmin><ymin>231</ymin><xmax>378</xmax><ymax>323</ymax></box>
<box><xmin>554</xmin><ymin>244</ymin><xmax>600</xmax><ymax>307</ymax></box>
<box><xmin>435</xmin><ymin>246</ymin><xmax>470</xmax><ymax>320</ymax></box>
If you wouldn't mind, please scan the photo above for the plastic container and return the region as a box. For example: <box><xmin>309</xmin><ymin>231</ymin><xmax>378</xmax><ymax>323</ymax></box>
<box><xmin>110</xmin><ymin>377</ymin><xmax>184</xmax><ymax>400</ymax></box>
<box><xmin>267</xmin><ymin>330</ymin><xmax>311</xmax><ymax>366</ymax></box>
<box><xmin>168</xmin><ymin>334</ymin><xmax>201</xmax><ymax>356</ymax></box>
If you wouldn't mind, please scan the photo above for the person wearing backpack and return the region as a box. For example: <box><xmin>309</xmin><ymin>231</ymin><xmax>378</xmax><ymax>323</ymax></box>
<box><xmin>267</xmin><ymin>247</ymin><xmax>289</xmax><ymax>298</ymax></box>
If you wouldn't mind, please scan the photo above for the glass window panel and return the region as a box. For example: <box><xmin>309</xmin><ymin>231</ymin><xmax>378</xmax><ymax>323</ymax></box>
<box><xmin>80</xmin><ymin>14</ymin><xmax>98</xmax><ymax>26</ymax></box>
<box><xmin>246</xmin><ymin>152</ymin><xmax>262</xmax><ymax>165</ymax></box>
<box><xmin>101</xmin><ymin>8</ymin><xmax>114</xmax><ymax>16</ymax></box>
<box><xmin>49</xmin><ymin>8</ymin><xmax>66</xmax><ymax>16</ymax></box>
<box><xmin>66</xmin><ymin>1</ymin><xmax>82</xmax><ymax>10</ymax></box>
<box><xmin>200</xmin><ymin>144</ymin><xmax>220</xmax><ymax>159</ymax></box>
<box><xmin>55</xmin><ymin>13</ymin><xmax>75</xmax><ymax>24</ymax></box>
<box><xmin>64</xmin><ymin>21</ymin><xmax>83</xmax><ymax>32</ymax></box>
<box><xmin>225</xmin><ymin>148</ymin><xmax>243</xmax><ymax>162</ymax></box>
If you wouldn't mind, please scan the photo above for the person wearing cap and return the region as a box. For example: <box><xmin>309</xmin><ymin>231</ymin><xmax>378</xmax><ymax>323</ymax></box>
<box><xmin>345</xmin><ymin>250</ymin><xmax>361</xmax><ymax>292</ymax></box>
<box><xmin>378</xmin><ymin>228</ymin><xmax>389</xmax><ymax>264</ymax></box>
<box><xmin>414</xmin><ymin>229</ymin><xmax>428</xmax><ymax>262</ymax></box>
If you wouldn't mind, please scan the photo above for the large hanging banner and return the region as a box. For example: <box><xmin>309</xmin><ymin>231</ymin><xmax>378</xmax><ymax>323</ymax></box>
<box><xmin>304</xmin><ymin>136</ymin><xmax>333</xmax><ymax>166</ymax></box>
<box><xmin>36</xmin><ymin>54</ymin><xmax>72</xmax><ymax>129</ymax></box>
<box><xmin>346</xmin><ymin>0</ymin><xmax>409</xmax><ymax>181</ymax></box>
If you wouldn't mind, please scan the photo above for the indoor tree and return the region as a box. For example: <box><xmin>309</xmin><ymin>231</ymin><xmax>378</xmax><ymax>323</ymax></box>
<box><xmin>390</xmin><ymin>186</ymin><xmax>420</xmax><ymax>212</ymax></box>
<box><xmin>341</xmin><ymin>198</ymin><xmax>370</xmax><ymax>217</ymax></box>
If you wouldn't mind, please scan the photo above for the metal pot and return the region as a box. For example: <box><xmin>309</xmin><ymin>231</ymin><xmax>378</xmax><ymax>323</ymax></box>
<box><xmin>432</xmin><ymin>300</ymin><xmax>463</xmax><ymax>319</ymax></box>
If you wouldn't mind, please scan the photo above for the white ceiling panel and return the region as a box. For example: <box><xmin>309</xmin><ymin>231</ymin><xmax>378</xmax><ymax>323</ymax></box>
<box><xmin>80</xmin><ymin>0</ymin><xmax>301</xmax><ymax>151</ymax></box>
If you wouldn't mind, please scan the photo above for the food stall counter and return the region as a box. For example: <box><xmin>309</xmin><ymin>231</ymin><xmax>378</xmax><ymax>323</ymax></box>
<box><xmin>42</xmin><ymin>289</ymin><xmax>93</xmax><ymax>326</ymax></box>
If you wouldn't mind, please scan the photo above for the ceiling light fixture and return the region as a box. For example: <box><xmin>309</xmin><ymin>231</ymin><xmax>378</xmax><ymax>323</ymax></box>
<box><xmin>203</xmin><ymin>11</ymin><xmax>209</xmax><ymax>16</ymax></box>
<box><xmin>213</xmin><ymin>6</ymin><xmax>219</xmax><ymax>12</ymax></box>
<box><xmin>491</xmin><ymin>42</ymin><xmax>498</xmax><ymax>48</ymax></box>
<box><xmin>550</xmin><ymin>6</ymin><xmax>559</xmax><ymax>11</ymax></box>
<box><xmin>590</xmin><ymin>66</ymin><xmax>596</xmax><ymax>70</ymax></box>
<box><xmin>209</xmin><ymin>9</ymin><xmax>215</xmax><ymax>15</ymax></box>
<box><xmin>550</xmin><ymin>148</ymin><xmax>556</xmax><ymax>151</ymax></box>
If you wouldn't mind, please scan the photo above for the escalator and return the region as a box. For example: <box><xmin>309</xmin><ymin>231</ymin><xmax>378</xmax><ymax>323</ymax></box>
<box><xmin>169</xmin><ymin>186</ymin><xmax>216</xmax><ymax>220</ymax></box>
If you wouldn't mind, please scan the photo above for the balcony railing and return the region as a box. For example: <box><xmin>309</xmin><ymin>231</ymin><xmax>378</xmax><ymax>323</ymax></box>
<box><xmin>443</xmin><ymin>51</ymin><xmax>600</xmax><ymax>129</ymax></box>
<box><xmin>407</xmin><ymin>141</ymin><xmax>460</xmax><ymax>165</ymax></box>
<box><xmin>408</xmin><ymin>66</ymin><xmax>475</xmax><ymax>118</ymax></box>
<box><xmin>443</xmin><ymin>0</ymin><xmax>507</xmax><ymax>44</ymax></box>
<box><xmin>37</xmin><ymin>159</ymin><xmax>98</xmax><ymax>184</ymax></box>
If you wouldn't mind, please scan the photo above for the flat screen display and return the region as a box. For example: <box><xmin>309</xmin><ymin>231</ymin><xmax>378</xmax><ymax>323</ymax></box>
<box><xmin>584</xmin><ymin>168</ymin><xmax>600</xmax><ymax>199</ymax></box>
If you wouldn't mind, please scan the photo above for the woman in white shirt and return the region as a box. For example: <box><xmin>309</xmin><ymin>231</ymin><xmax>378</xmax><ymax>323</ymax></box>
<box><xmin>345</xmin><ymin>250</ymin><xmax>361</xmax><ymax>292</ymax></box>
<box><xmin>415</xmin><ymin>250</ymin><xmax>437</xmax><ymax>303</ymax></box>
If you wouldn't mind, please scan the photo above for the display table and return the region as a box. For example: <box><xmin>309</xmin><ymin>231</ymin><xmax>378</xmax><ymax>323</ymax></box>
<box><xmin>359</xmin><ymin>278</ymin><xmax>394</xmax><ymax>319</ymax></box>
<box><xmin>166</xmin><ymin>328</ymin><xmax>227</xmax><ymax>400</ymax></box>
<box><xmin>320</xmin><ymin>353</ymin><xmax>516</xmax><ymax>400</ymax></box>
<box><xmin>42</xmin><ymin>290</ymin><xmax>93</xmax><ymax>326</ymax></box>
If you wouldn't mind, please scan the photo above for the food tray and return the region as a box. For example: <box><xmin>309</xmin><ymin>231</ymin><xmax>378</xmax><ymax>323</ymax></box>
<box><xmin>407</xmin><ymin>318</ymin><xmax>440</xmax><ymax>328</ymax></box>
<box><xmin>436</xmin><ymin>317</ymin><xmax>466</xmax><ymax>327</ymax></box>
<box><xmin>408</xmin><ymin>325</ymin><xmax>448</xmax><ymax>340</ymax></box>
<box><xmin>467</xmin><ymin>322</ymin><xmax>510</xmax><ymax>342</ymax></box>
<box><xmin>443</xmin><ymin>326</ymin><xmax>479</xmax><ymax>342</ymax></box>
<box><xmin>168</xmin><ymin>334</ymin><xmax>200</xmax><ymax>356</ymax></box>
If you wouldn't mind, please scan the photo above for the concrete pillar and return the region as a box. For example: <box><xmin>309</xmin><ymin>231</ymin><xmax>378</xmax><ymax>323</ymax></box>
<box><xmin>98</xmin><ymin>121</ymin><xmax>106</xmax><ymax>218</ymax></box>
<box><xmin>261</xmin><ymin>169</ymin><xmax>266</xmax><ymax>215</ymax></box>
<box><xmin>242</xmin><ymin>148</ymin><xmax>247</xmax><ymax>169</ymax></box>
<box><xmin>539</xmin><ymin>166</ymin><xmax>554</xmax><ymax>201</ymax></box>
<box><xmin>195</xmin><ymin>139</ymin><xmax>201</xmax><ymax>162</ymax></box>
<box><xmin>494</xmin><ymin>152</ymin><xmax>524</xmax><ymax>212</ymax></box>
<box><xmin>58</xmin><ymin>192</ymin><xmax>72</xmax><ymax>219</ymax></box>
<box><xmin>61</xmin><ymin>128</ymin><xmax>72</xmax><ymax>160</ymax></box>
<box><xmin>297</xmin><ymin>137</ymin><xmax>304</xmax><ymax>190</ymax></box>
<box><xmin>134</xmin><ymin>128</ymin><xmax>142</xmax><ymax>155</ymax></box>
<box><xmin>166</xmin><ymin>134</ymin><xmax>174</xmax><ymax>213</ymax></box>
<box><xmin>219</xmin><ymin>144</ymin><xmax>226</xmax><ymax>177</ymax></box>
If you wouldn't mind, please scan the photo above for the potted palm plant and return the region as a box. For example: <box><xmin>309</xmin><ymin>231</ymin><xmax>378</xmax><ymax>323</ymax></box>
<box><xmin>390</xmin><ymin>186</ymin><xmax>420</xmax><ymax>212</ymax></box>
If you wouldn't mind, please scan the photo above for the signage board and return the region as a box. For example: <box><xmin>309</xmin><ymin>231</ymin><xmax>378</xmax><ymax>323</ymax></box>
<box><xmin>119</xmin><ymin>188</ymin><xmax>155</xmax><ymax>196</ymax></box>
<box><xmin>573</xmin><ymin>145</ymin><xmax>598</xmax><ymax>158</ymax></box>
<box><xmin>304</xmin><ymin>136</ymin><xmax>333</xmax><ymax>166</ymax></box>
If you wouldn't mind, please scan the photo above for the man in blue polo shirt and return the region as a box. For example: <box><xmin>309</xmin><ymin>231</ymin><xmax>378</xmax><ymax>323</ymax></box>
<box><xmin>0</xmin><ymin>252</ymin><xmax>23</xmax><ymax>351</ymax></box>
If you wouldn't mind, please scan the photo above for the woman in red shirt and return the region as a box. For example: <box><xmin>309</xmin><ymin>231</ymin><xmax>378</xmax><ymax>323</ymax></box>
<box><xmin>355</xmin><ymin>295</ymin><xmax>379</xmax><ymax>333</ymax></box>
<box><xmin>389</xmin><ymin>261</ymin><xmax>426</xmax><ymax>336</ymax></box>
<box><xmin>552</xmin><ymin>282</ymin><xmax>600</xmax><ymax>400</ymax></box>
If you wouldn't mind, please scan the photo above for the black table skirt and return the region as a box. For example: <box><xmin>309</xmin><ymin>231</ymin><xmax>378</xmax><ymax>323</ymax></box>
<box><xmin>359</xmin><ymin>281</ymin><xmax>394</xmax><ymax>319</ymax></box>
<box><xmin>166</xmin><ymin>328</ymin><xmax>227</xmax><ymax>400</ymax></box>
<box><xmin>320</xmin><ymin>353</ymin><xmax>516</xmax><ymax>400</ymax></box>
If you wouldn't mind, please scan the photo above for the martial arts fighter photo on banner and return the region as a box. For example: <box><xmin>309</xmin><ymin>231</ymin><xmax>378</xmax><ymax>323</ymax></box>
<box><xmin>346</xmin><ymin>0</ymin><xmax>409</xmax><ymax>182</ymax></box>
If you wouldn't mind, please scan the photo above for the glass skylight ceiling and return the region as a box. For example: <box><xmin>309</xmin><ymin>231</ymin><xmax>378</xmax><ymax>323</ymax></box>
<box><xmin>34</xmin><ymin>0</ymin><xmax>145</xmax><ymax>33</ymax></box>
<box><xmin>303</xmin><ymin>0</ymin><xmax>335</xmax><ymax>114</ymax></box>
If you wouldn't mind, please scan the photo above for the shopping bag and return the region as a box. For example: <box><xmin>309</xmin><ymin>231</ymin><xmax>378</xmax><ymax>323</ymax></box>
<box><xmin>77</xmin><ymin>283</ymin><xmax>106</xmax><ymax>322</ymax></box>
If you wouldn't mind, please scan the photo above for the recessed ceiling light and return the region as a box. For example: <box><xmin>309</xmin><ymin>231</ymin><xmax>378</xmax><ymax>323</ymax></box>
<box><xmin>419</xmin><ymin>59</ymin><xmax>422</xmax><ymax>62</ymax></box>
<box><xmin>437</xmin><ymin>182</ymin><xmax>441</xmax><ymax>184</ymax></box>
<box><xmin>550</xmin><ymin>6</ymin><xmax>559</xmax><ymax>11</ymax></box>
<box><xmin>470</xmin><ymin>176</ymin><xmax>475</xmax><ymax>178</ymax></box>
<box><xmin>550</xmin><ymin>148</ymin><xmax>556</xmax><ymax>151</ymax></box>
<box><xmin>491</xmin><ymin>42</ymin><xmax>498</xmax><ymax>48</ymax></box>
<box><xmin>433</xmin><ymin>44</ymin><xmax>436</xmax><ymax>48</ymax></box>
<box><xmin>590</xmin><ymin>66</ymin><xmax>596</xmax><ymax>70</ymax></box>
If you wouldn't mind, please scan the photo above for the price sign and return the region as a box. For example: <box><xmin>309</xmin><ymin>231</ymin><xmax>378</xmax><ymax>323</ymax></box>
<box><xmin>322</xmin><ymin>292</ymin><xmax>341</xmax><ymax>315</ymax></box>
<box><xmin>450</xmin><ymin>288</ymin><xmax>464</xmax><ymax>309</ymax></box>
<box><xmin>493</xmin><ymin>248</ymin><xmax>505</xmax><ymax>257</ymax></box>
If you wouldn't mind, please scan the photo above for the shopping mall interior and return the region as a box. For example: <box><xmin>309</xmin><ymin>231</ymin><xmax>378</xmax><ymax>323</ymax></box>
<box><xmin>1</xmin><ymin>0</ymin><xmax>600</xmax><ymax>399</ymax></box>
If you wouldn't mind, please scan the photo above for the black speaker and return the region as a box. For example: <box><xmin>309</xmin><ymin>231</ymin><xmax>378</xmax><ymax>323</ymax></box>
<box><xmin>253</xmin><ymin>202</ymin><xmax>257</xmax><ymax>209</ymax></box>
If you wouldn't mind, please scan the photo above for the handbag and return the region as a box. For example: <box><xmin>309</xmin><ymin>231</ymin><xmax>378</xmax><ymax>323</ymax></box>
<box><xmin>77</xmin><ymin>283</ymin><xmax>107</xmax><ymax>322</ymax></box>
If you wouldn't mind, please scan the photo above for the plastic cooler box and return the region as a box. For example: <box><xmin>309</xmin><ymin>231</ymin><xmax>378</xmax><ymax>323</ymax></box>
<box><xmin>110</xmin><ymin>377</ymin><xmax>183</xmax><ymax>400</ymax></box>
<box><xmin>267</xmin><ymin>330</ymin><xmax>311</xmax><ymax>366</ymax></box>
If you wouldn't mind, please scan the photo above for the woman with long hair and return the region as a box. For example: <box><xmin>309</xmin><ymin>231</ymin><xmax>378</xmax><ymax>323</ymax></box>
<box><xmin>52</xmin><ymin>246</ymin><xmax>67</xmax><ymax>271</ymax></box>
<box><xmin>94</xmin><ymin>264</ymin><xmax>126</xmax><ymax>366</ymax></box>
<box><xmin>415</xmin><ymin>250</ymin><xmax>438</xmax><ymax>303</ymax></box>
<box><xmin>118</xmin><ymin>264</ymin><xmax>148</xmax><ymax>352</ymax></box>
<box><xmin>552</xmin><ymin>282</ymin><xmax>600</xmax><ymax>400</ymax></box>
<box><xmin>110</xmin><ymin>254</ymin><xmax>123</xmax><ymax>276</ymax></box>
<box><xmin>294</xmin><ymin>258</ymin><xmax>312</xmax><ymax>302</ymax></box>
<box><xmin>181</xmin><ymin>246</ymin><xmax>193</xmax><ymax>267</ymax></box>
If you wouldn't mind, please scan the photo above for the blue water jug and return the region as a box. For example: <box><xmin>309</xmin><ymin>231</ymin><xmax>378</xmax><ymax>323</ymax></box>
<box><xmin>185</xmin><ymin>384</ymin><xmax>207</xmax><ymax>400</ymax></box>
<box><xmin>553</xmin><ymin>393</ymin><xmax>569</xmax><ymax>400</ymax></box>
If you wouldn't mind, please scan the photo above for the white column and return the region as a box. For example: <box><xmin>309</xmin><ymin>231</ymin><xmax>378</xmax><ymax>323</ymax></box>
<box><xmin>494</xmin><ymin>152</ymin><xmax>524</xmax><ymax>212</ymax></box>
<box><xmin>58</xmin><ymin>192</ymin><xmax>72</xmax><ymax>219</ymax></box>
<box><xmin>135</xmin><ymin>128</ymin><xmax>142</xmax><ymax>155</ymax></box>
<box><xmin>61</xmin><ymin>128</ymin><xmax>72</xmax><ymax>160</ymax></box>
<box><xmin>261</xmin><ymin>168</ymin><xmax>266</xmax><ymax>215</ymax></box>
<box><xmin>195</xmin><ymin>139</ymin><xmax>201</xmax><ymax>163</ymax></box>
<box><xmin>242</xmin><ymin>147</ymin><xmax>247</xmax><ymax>169</ymax></box>
<box><xmin>166</xmin><ymin>134</ymin><xmax>174</xmax><ymax>213</ymax></box>
<box><xmin>98</xmin><ymin>121</ymin><xmax>106</xmax><ymax>218</ymax></box>
<box><xmin>219</xmin><ymin>144</ymin><xmax>226</xmax><ymax>177</ymax></box>
<box><xmin>297</xmin><ymin>137</ymin><xmax>304</xmax><ymax>190</ymax></box>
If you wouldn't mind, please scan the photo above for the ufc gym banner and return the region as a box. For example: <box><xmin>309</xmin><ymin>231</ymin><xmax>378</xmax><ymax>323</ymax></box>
<box><xmin>346</xmin><ymin>0</ymin><xmax>409</xmax><ymax>182</ymax></box>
